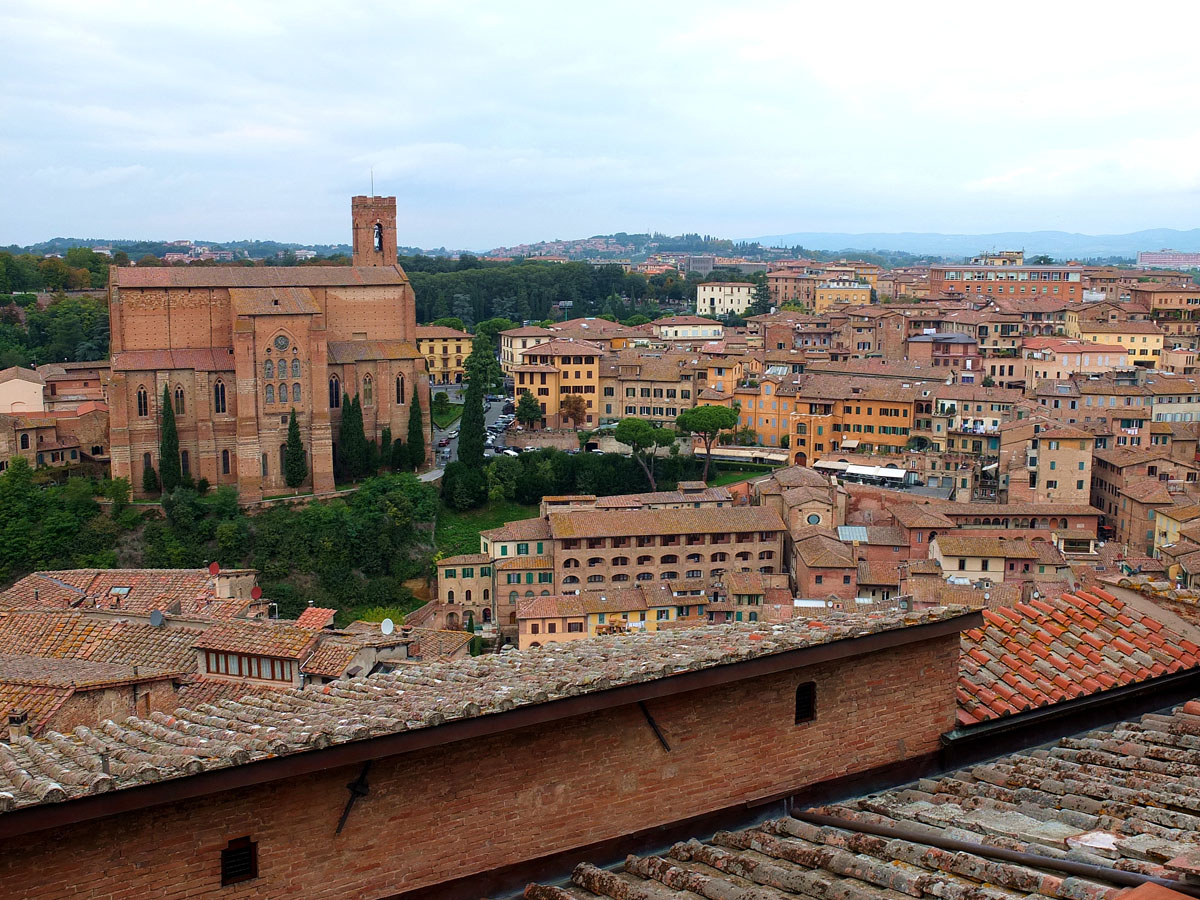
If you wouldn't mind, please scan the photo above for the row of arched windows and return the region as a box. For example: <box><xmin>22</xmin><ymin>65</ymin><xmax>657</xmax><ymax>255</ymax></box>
<box><xmin>328</xmin><ymin>375</ymin><xmax>406</xmax><ymax>409</ymax></box>
<box><xmin>564</xmin><ymin>551</ymin><xmax>770</xmax><ymax>568</ymax></box>
<box><xmin>265</xmin><ymin>383</ymin><xmax>302</xmax><ymax>404</ymax></box>
<box><xmin>137</xmin><ymin>382</ymin><xmax>229</xmax><ymax>417</ymax></box>
<box><xmin>265</xmin><ymin>359</ymin><xmax>302</xmax><ymax>379</ymax></box>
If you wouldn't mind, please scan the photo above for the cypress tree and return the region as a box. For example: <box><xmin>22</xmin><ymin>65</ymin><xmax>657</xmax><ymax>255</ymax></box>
<box><xmin>349</xmin><ymin>395</ymin><xmax>368</xmax><ymax>478</ymax></box>
<box><xmin>391</xmin><ymin>437</ymin><xmax>406</xmax><ymax>471</ymax></box>
<box><xmin>380</xmin><ymin>426</ymin><xmax>392</xmax><ymax>469</ymax></box>
<box><xmin>335</xmin><ymin>392</ymin><xmax>353</xmax><ymax>480</ymax></box>
<box><xmin>407</xmin><ymin>384</ymin><xmax>425</xmax><ymax>470</ymax></box>
<box><xmin>284</xmin><ymin>408</ymin><xmax>307</xmax><ymax>488</ymax></box>
<box><xmin>458</xmin><ymin>334</ymin><xmax>489</xmax><ymax>468</ymax></box>
<box><xmin>158</xmin><ymin>385</ymin><xmax>181</xmax><ymax>493</ymax></box>
<box><xmin>142</xmin><ymin>462</ymin><xmax>160</xmax><ymax>496</ymax></box>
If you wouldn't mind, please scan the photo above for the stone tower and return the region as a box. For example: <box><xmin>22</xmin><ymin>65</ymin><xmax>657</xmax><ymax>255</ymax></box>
<box><xmin>351</xmin><ymin>195</ymin><xmax>398</xmax><ymax>267</ymax></box>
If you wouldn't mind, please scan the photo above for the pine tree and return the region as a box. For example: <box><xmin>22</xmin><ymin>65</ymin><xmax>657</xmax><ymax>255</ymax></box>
<box><xmin>284</xmin><ymin>408</ymin><xmax>307</xmax><ymax>488</ymax></box>
<box><xmin>407</xmin><ymin>384</ymin><xmax>425</xmax><ymax>470</ymax></box>
<box><xmin>158</xmin><ymin>385</ymin><xmax>181</xmax><ymax>493</ymax></box>
<box><xmin>458</xmin><ymin>334</ymin><xmax>489</xmax><ymax>468</ymax></box>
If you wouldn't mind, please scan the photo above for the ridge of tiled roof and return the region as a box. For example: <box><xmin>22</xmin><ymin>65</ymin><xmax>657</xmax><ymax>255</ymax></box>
<box><xmin>526</xmin><ymin>699</ymin><xmax>1200</xmax><ymax>899</ymax></box>
<box><xmin>193</xmin><ymin>621</ymin><xmax>319</xmax><ymax>659</ymax></box>
<box><xmin>957</xmin><ymin>587</ymin><xmax>1200</xmax><ymax>727</ymax></box>
<box><xmin>0</xmin><ymin>608</ymin><xmax>966</xmax><ymax>814</ymax></box>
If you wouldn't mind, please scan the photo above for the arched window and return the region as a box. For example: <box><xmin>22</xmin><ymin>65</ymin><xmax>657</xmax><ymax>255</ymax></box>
<box><xmin>362</xmin><ymin>376</ymin><xmax>373</xmax><ymax>406</ymax></box>
<box><xmin>587</xmin><ymin>557</ymin><xmax>603</xmax><ymax>567</ymax></box>
<box><xmin>636</xmin><ymin>572</ymin><xmax>653</xmax><ymax>581</ymax></box>
<box><xmin>291</xmin><ymin>359</ymin><xmax>301</xmax><ymax>378</ymax></box>
<box><xmin>279</xmin><ymin>443</ymin><xmax>286</xmax><ymax>474</ymax></box>
<box><xmin>612</xmin><ymin>556</ymin><xmax>629</xmax><ymax>566</ymax></box>
<box><xmin>735</xmin><ymin>551</ymin><xmax>751</xmax><ymax>561</ymax></box>
<box><xmin>661</xmin><ymin>554</ymin><xmax>678</xmax><ymax>564</ymax></box>
<box><xmin>563</xmin><ymin>575</ymin><xmax>580</xmax><ymax>584</ymax></box>
<box><xmin>174</xmin><ymin>385</ymin><xmax>185</xmax><ymax>415</ymax></box>
<box><xmin>483</xmin><ymin>589</ymin><xmax>489</xmax><ymax>601</ymax></box>
<box><xmin>465</xmin><ymin>589</ymin><xmax>472</xmax><ymax>603</ymax></box>
<box><xmin>213</xmin><ymin>380</ymin><xmax>227</xmax><ymax>414</ymax></box>
<box><xmin>221</xmin><ymin>449</ymin><xmax>231</xmax><ymax>475</ymax></box>
<box><xmin>143</xmin><ymin>452</ymin><xmax>152</xmax><ymax>477</ymax></box>
<box><xmin>329</xmin><ymin>376</ymin><xmax>341</xmax><ymax>408</ymax></box>
<box><xmin>396</xmin><ymin>375</ymin><xmax>405</xmax><ymax>404</ymax></box>
<box><xmin>587</xmin><ymin>574</ymin><xmax>604</xmax><ymax>583</ymax></box>
<box><xmin>261</xmin><ymin>453</ymin><xmax>268</xmax><ymax>476</ymax></box>
<box><xmin>563</xmin><ymin>558</ymin><xmax>579</xmax><ymax>568</ymax></box>
<box><xmin>711</xmin><ymin>552</ymin><xmax>728</xmax><ymax>562</ymax></box>
<box><xmin>19</xmin><ymin>433</ymin><xmax>28</xmax><ymax>450</ymax></box>
<box><xmin>686</xmin><ymin>553</ymin><xmax>702</xmax><ymax>563</ymax></box>
<box><xmin>636</xmin><ymin>555</ymin><xmax>652</xmax><ymax>565</ymax></box>
<box><xmin>795</xmin><ymin>681</ymin><xmax>816</xmax><ymax>724</ymax></box>
<box><xmin>612</xmin><ymin>573</ymin><xmax>629</xmax><ymax>582</ymax></box>
<box><xmin>136</xmin><ymin>386</ymin><xmax>149</xmax><ymax>418</ymax></box>
<box><xmin>525</xmin><ymin>590</ymin><xmax>534</xmax><ymax>598</ymax></box>
<box><xmin>446</xmin><ymin>590</ymin><xmax>455</xmax><ymax>602</ymax></box>
<box><xmin>373</xmin><ymin>222</ymin><xmax>383</xmax><ymax>252</ymax></box>
<box><xmin>293</xmin><ymin>382</ymin><xmax>301</xmax><ymax>403</ymax></box>
<box><xmin>482</xmin><ymin>608</ymin><xmax>491</xmax><ymax>623</ymax></box>
<box><xmin>265</xmin><ymin>384</ymin><xmax>274</xmax><ymax>404</ymax></box>
<box><xmin>180</xmin><ymin>450</ymin><xmax>190</xmax><ymax>477</ymax></box>
<box><xmin>509</xmin><ymin>591</ymin><xmax>518</xmax><ymax>603</ymax></box>
<box><xmin>264</xmin><ymin>359</ymin><xmax>274</xmax><ymax>379</ymax></box>
<box><xmin>660</xmin><ymin>571</ymin><xmax>678</xmax><ymax>580</ymax></box>
<box><xmin>278</xmin><ymin>383</ymin><xmax>288</xmax><ymax>403</ymax></box>
<box><xmin>759</xmin><ymin>550</ymin><xmax>774</xmax><ymax>560</ymax></box>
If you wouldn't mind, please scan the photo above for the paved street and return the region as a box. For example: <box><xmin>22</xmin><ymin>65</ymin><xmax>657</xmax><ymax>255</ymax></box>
<box><xmin>422</xmin><ymin>385</ymin><xmax>506</xmax><ymax>480</ymax></box>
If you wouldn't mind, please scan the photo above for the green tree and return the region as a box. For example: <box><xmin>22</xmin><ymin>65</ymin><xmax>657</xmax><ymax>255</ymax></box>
<box><xmin>429</xmin><ymin>316</ymin><xmax>467</xmax><ymax>332</ymax></box>
<box><xmin>407</xmin><ymin>384</ymin><xmax>426</xmax><ymax>470</ymax></box>
<box><xmin>336</xmin><ymin>392</ymin><xmax>368</xmax><ymax>480</ymax></box>
<box><xmin>614</xmin><ymin>418</ymin><xmax>675</xmax><ymax>490</ymax></box>
<box><xmin>516</xmin><ymin>390</ymin><xmax>543</xmax><ymax>430</ymax></box>
<box><xmin>391</xmin><ymin>438</ymin><xmax>407</xmax><ymax>471</ymax></box>
<box><xmin>142</xmin><ymin>461</ymin><xmax>160</xmax><ymax>496</ymax></box>
<box><xmin>380</xmin><ymin>426</ymin><xmax>392</xmax><ymax>468</ymax></box>
<box><xmin>433</xmin><ymin>391</ymin><xmax>451</xmax><ymax>416</ymax></box>
<box><xmin>675</xmin><ymin>404</ymin><xmax>741</xmax><ymax>481</ymax></box>
<box><xmin>159</xmin><ymin>385</ymin><xmax>181</xmax><ymax>493</ymax></box>
<box><xmin>747</xmin><ymin>274</ymin><xmax>772</xmax><ymax>316</ymax></box>
<box><xmin>474</xmin><ymin>317</ymin><xmax>518</xmax><ymax>346</ymax></box>
<box><xmin>284</xmin><ymin>408</ymin><xmax>307</xmax><ymax>488</ymax></box>
<box><xmin>458</xmin><ymin>334</ymin><xmax>491</xmax><ymax>468</ymax></box>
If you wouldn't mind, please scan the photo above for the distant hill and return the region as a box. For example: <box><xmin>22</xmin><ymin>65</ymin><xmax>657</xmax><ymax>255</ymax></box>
<box><xmin>748</xmin><ymin>228</ymin><xmax>1200</xmax><ymax>259</ymax></box>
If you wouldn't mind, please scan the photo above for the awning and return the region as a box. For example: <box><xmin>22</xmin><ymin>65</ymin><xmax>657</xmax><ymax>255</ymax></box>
<box><xmin>840</xmin><ymin>439</ymin><xmax>860</xmax><ymax>449</ymax></box>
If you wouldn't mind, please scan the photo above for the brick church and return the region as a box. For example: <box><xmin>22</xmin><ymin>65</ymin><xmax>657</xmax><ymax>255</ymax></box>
<box><xmin>108</xmin><ymin>196</ymin><xmax>430</xmax><ymax>502</ymax></box>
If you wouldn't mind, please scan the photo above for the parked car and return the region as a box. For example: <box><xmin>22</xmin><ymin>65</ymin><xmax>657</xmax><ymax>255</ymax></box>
<box><xmin>437</xmin><ymin>438</ymin><xmax>451</xmax><ymax>448</ymax></box>
<box><xmin>501</xmin><ymin>449</ymin><xmax>520</xmax><ymax>457</ymax></box>
<box><xmin>448</xmin><ymin>430</ymin><xmax>459</xmax><ymax>439</ymax></box>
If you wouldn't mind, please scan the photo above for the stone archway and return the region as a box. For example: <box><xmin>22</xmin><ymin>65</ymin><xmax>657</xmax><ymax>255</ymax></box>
<box><xmin>794</xmin><ymin>451</ymin><xmax>808</xmax><ymax>467</ymax></box>
<box><xmin>445</xmin><ymin>611</ymin><xmax>460</xmax><ymax>630</ymax></box>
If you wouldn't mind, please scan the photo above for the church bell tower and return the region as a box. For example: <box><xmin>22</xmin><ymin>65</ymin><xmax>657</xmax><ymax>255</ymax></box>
<box><xmin>351</xmin><ymin>195</ymin><xmax>398</xmax><ymax>267</ymax></box>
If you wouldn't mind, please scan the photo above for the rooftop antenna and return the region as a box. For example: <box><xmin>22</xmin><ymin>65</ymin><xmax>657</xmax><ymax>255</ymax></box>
<box><xmin>370</xmin><ymin>167</ymin><xmax>374</xmax><ymax>198</ymax></box>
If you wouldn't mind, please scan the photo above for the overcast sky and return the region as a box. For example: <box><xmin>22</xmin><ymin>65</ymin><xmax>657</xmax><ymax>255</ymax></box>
<box><xmin>4</xmin><ymin>1</ymin><xmax>1200</xmax><ymax>250</ymax></box>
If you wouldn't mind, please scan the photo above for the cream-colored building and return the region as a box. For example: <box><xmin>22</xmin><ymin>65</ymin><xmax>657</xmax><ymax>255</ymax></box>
<box><xmin>499</xmin><ymin>325</ymin><xmax>554</xmax><ymax>374</ymax></box>
<box><xmin>0</xmin><ymin>367</ymin><xmax>45</xmax><ymax>414</ymax></box>
<box><xmin>696</xmin><ymin>282</ymin><xmax>754</xmax><ymax>317</ymax></box>
<box><xmin>1071</xmin><ymin>321</ymin><xmax>1164</xmax><ymax>368</ymax></box>
<box><xmin>812</xmin><ymin>282</ymin><xmax>871</xmax><ymax>313</ymax></box>
<box><xmin>415</xmin><ymin>325</ymin><xmax>472</xmax><ymax>385</ymax></box>
<box><xmin>652</xmin><ymin>316</ymin><xmax>724</xmax><ymax>342</ymax></box>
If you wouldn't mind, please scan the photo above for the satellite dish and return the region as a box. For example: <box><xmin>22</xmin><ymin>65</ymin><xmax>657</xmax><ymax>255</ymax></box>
<box><xmin>251</xmin><ymin>586</ymin><xmax>263</xmax><ymax>600</ymax></box>
<box><xmin>381</xmin><ymin>618</ymin><xmax>395</xmax><ymax>636</ymax></box>
<box><xmin>149</xmin><ymin>610</ymin><xmax>165</xmax><ymax>627</ymax></box>
<box><xmin>208</xmin><ymin>561</ymin><xmax>221</xmax><ymax>575</ymax></box>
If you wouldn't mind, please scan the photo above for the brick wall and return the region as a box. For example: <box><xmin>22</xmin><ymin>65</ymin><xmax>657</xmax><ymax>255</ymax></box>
<box><xmin>0</xmin><ymin>633</ymin><xmax>960</xmax><ymax>899</ymax></box>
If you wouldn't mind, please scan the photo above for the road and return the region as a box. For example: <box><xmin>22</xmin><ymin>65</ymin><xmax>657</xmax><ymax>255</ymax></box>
<box><xmin>422</xmin><ymin>387</ymin><xmax>506</xmax><ymax>481</ymax></box>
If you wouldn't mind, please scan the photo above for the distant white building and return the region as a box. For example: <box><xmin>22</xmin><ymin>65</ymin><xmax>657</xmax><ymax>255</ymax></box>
<box><xmin>696</xmin><ymin>282</ymin><xmax>754</xmax><ymax>317</ymax></box>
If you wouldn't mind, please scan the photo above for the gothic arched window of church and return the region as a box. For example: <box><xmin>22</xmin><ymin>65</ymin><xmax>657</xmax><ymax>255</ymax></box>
<box><xmin>213</xmin><ymin>380</ymin><xmax>227</xmax><ymax>414</ymax></box>
<box><xmin>278</xmin><ymin>383</ymin><xmax>288</xmax><ymax>403</ymax></box>
<box><xmin>265</xmin><ymin>384</ymin><xmax>274</xmax><ymax>404</ymax></box>
<box><xmin>329</xmin><ymin>375</ymin><xmax>341</xmax><ymax>408</ymax></box>
<box><xmin>293</xmin><ymin>382</ymin><xmax>302</xmax><ymax>403</ymax></box>
<box><xmin>373</xmin><ymin>223</ymin><xmax>382</xmax><ymax>252</ymax></box>
<box><xmin>20</xmin><ymin>433</ymin><xmax>29</xmax><ymax>450</ymax></box>
<box><xmin>362</xmin><ymin>375</ymin><xmax>373</xmax><ymax>406</ymax></box>
<box><xmin>136</xmin><ymin>386</ymin><xmax>149</xmax><ymax>418</ymax></box>
<box><xmin>221</xmin><ymin>449</ymin><xmax>230</xmax><ymax>475</ymax></box>
<box><xmin>396</xmin><ymin>375</ymin><xmax>405</xmax><ymax>404</ymax></box>
<box><xmin>291</xmin><ymin>358</ymin><xmax>301</xmax><ymax>378</ymax></box>
<box><xmin>264</xmin><ymin>359</ymin><xmax>273</xmax><ymax>379</ymax></box>
<box><xmin>174</xmin><ymin>385</ymin><xmax>185</xmax><ymax>415</ymax></box>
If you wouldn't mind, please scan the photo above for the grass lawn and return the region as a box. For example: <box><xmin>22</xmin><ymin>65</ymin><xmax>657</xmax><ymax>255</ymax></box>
<box><xmin>432</xmin><ymin>403</ymin><xmax>464</xmax><ymax>430</ymax></box>
<box><xmin>435</xmin><ymin>500</ymin><xmax>538</xmax><ymax>557</ymax></box>
<box><xmin>706</xmin><ymin>470</ymin><xmax>759</xmax><ymax>488</ymax></box>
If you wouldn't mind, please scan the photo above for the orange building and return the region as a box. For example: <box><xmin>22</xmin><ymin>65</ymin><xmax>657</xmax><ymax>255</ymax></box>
<box><xmin>929</xmin><ymin>264</ymin><xmax>1084</xmax><ymax>302</ymax></box>
<box><xmin>512</xmin><ymin>338</ymin><xmax>601</xmax><ymax>428</ymax></box>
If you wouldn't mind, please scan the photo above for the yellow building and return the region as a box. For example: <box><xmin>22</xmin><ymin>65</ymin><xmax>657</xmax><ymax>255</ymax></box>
<box><xmin>415</xmin><ymin>325</ymin><xmax>472</xmax><ymax>385</ymax></box>
<box><xmin>598</xmin><ymin>349</ymin><xmax>700</xmax><ymax>427</ymax></box>
<box><xmin>512</xmin><ymin>337</ymin><xmax>602</xmax><ymax>428</ymax></box>
<box><xmin>813</xmin><ymin>281</ymin><xmax>872</xmax><ymax>313</ymax></box>
<box><xmin>1072</xmin><ymin>321</ymin><xmax>1164</xmax><ymax>368</ymax></box>
<box><xmin>515</xmin><ymin>585</ymin><xmax>692</xmax><ymax>649</ymax></box>
<box><xmin>1153</xmin><ymin>503</ymin><xmax>1200</xmax><ymax>555</ymax></box>
<box><xmin>499</xmin><ymin>325</ymin><xmax>555</xmax><ymax>374</ymax></box>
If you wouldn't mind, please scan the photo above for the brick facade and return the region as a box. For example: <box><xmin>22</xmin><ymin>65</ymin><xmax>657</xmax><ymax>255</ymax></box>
<box><xmin>0</xmin><ymin>630</ymin><xmax>961</xmax><ymax>899</ymax></box>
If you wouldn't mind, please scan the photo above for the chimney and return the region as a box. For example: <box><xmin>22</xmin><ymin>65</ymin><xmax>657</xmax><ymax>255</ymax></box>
<box><xmin>8</xmin><ymin>711</ymin><xmax>29</xmax><ymax>742</ymax></box>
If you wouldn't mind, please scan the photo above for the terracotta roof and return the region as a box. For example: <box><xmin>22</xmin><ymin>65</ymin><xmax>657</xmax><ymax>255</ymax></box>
<box><xmin>500</xmin><ymin>326</ymin><xmax>555</xmax><ymax>338</ymax></box>
<box><xmin>495</xmin><ymin>555</ymin><xmax>552</xmax><ymax>571</ymax></box>
<box><xmin>548</xmin><ymin>507</ymin><xmax>784</xmax><ymax>540</ymax></box>
<box><xmin>0</xmin><ymin>682</ymin><xmax>73</xmax><ymax>736</ymax></box>
<box><xmin>437</xmin><ymin>553</ymin><xmax>491</xmax><ymax>566</ymax></box>
<box><xmin>193</xmin><ymin>621</ymin><xmax>318</xmax><ymax>659</ymax></box>
<box><xmin>295</xmin><ymin>607</ymin><xmax>337</xmax><ymax>630</ymax></box>
<box><xmin>934</xmin><ymin>536</ymin><xmax>1036</xmax><ymax>558</ymax></box>
<box><xmin>793</xmin><ymin>532</ymin><xmax>855</xmax><ymax>569</ymax></box>
<box><xmin>0</xmin><ymin>366</ymin><xmax>42</xmax><ymax>385</ymax></box>
<box><xmin>114</xmin><ymin>265</ymin><xmax>408</xmax><ymax>288</ymax></box>
<box><xmin>300</xmin><ymin>640</ymin><xmax>363</xmax><ymax>678</ymax></box>
<box><xmin>175</xmin><ymin>676</ymin><xmax>286</xmax><ymax>709</ymax></box>
<box><xmin>930</xmin><ymin>501</ymin><xmax>1100</xmax><ymax>518</ymax></box>
<box><xmin>110</xmin><ymin>348</ymin><xmax>234</xmax><ymax>373</ymax></box>
<box><xmin>326</xmin><ymin>340</ymin><xmax>421</xmax><ymax>363</ymax></box>
<box><xmin>726</xmin><ymin>572</ymin><xmax>766</xmax><ymax>595</ymax></box>
<box><xmin>530</xmin><ymin>699</ymin><xmax>1200</xmax><ymax>898</ymax></box>
<box><xmin>856</xmin><ymin>560</ymin><xmax>901</xmax><ymax>586</ymax></box>
<box><xmin>0</xmin><ymin>568</ymin><xmax>254</xmax><ymax>620</ymax></box>
<box><xmin>594</xmin><ymin>486</ymin><xmax>731</xmax><ymax>508</ymax></box>
<box><xmin>406</xmin><ymin>627</ymin><xmax>474</xmax><ymax>661</ymax></box>
<box><xmin>889</xmin><ymin>503</ymin><xmax>956</xmax><ymax>529</ymax></box>
<box><xmin>957</xmin><ymin>588</ymin><xmax>1200</xmax><ymax>727</ymax></box>
<box><xmin>481</xmin><ymin>517</ymin><xmax>552</xmax><ymax>543</ymax></box>
<box><xmin>0</xmin><ymin>609</ymin><xmax>967</xmax><ymax>814</ymax></box>
<box><xmin>907</xmin><ymin>579</ymin><xmax>1022</xmax><ymax>609</ymax></box>
<box><xmin>1120</xmin><ymin>481</ymin><xmax>1176</xmax><ymax>505</ymax></box>
<box><xmin>0</xmin><ymin>610</ymin><xmax>202</xmax><ymax>674</ymax></box>
<box><xmin>516</xmin><ymin>594</ymin><xmax>589</xmax><ymax>619</ymax></box>
<box><xmin>415</xmin><ymin>325</ymin><xmax>472</xmax><ymax>339</ymax></box>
